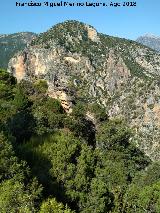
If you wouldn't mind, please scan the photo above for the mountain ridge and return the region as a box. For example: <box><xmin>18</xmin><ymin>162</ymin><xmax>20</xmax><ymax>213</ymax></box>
<box><xmin>0</xmin><ymin>32</ymin><xmax>37</xmax><ymax>68</ymax></box>
<box><xmin>136</xmin><ymin>34</ymin><xmax>160</xmax><ymax>52</ymax></box>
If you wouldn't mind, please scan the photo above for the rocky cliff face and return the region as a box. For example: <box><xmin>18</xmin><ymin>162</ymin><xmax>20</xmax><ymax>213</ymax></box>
<box><xmin>8</xmin><ymin>20</ymin><xmax>160</xmax><ymax>161</ymax></box>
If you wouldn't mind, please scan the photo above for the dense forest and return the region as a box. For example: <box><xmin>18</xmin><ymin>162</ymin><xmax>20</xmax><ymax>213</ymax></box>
<box><xmin>0</xmin><ymin>68</ymin><xmax>160</xmax><ymax>212</ymax></box>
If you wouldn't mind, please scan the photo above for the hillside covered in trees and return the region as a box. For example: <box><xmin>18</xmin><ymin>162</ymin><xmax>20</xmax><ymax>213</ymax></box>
<box><xmin>0</xmin><ymin>68</ymin><xmax>160</xmax><ymax>212</ymax></box>
<box><xmin>0</xmin><ymin>32</ymin><xmax>36</xmax><ymax>69</ymax></box>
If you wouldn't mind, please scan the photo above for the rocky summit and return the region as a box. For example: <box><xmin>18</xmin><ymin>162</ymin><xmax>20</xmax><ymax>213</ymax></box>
<box><xmin>136</xmin><ymin>34</ymin><xmax>160</xmax><ymax>52</ymax></box>
<box><xmin>8</xmin><ymin>20</ymin><xmax>160</xmax><ymax>161</ymax></box>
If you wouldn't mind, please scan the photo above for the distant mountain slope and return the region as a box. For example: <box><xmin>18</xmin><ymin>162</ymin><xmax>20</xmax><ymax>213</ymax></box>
<box><xmin>136</xmin><ymin>34</ymin><xmax>160</xmax><ymax>52</ymax></box>
<box><xmin>8</xmin><ymin>20</ymin><xmax>160</xmax><ymax>160</ymax></box>
<box><xmin>0</xmin><ymin>32</ymin><xmax>36</xmax><ymax>68</ymax></box>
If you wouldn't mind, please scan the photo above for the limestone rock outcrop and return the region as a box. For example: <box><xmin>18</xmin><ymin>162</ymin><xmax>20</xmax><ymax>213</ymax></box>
<box><xmin>8</xmin><ymin>20</ymin><xmax>160</xmax><ymax>161</ymax></box>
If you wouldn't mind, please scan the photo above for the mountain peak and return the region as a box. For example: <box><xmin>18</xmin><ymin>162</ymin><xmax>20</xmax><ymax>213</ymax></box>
<box><xmin>50</xmin><ymin>20</ymin><xmax>96</xmax><ymax>32</ymax></box>
<box><xmin>7</xmin><ymin>22</ymin><xmax>160</xmax><ymax>161</ymax></box>
<box><xmin>136</xmin><ymin>34</ymin><xmax>160</xmax><ymax>52</ymax></box>
<box><xmin>31</xmin><ymin>20</ymin><xmax>99</xmax><ymax>48</ymax></box>
<box><xmin>141</xmin><ymin>33</ymin><xmax>160</xmax><ymax>39</ymax></box>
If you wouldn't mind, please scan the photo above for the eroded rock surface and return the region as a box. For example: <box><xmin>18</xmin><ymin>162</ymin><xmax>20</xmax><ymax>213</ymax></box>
<box><xmin>8</xmin><ymin>20</ymin><xmax>160</xmax><ymax>160</ymax></box>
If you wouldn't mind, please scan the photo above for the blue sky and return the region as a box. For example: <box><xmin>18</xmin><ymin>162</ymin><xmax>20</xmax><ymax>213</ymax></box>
<box><xmin>0</xmin><ymin>0</ymin><xmax>160</xmax><ymax>40</ymax></box>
